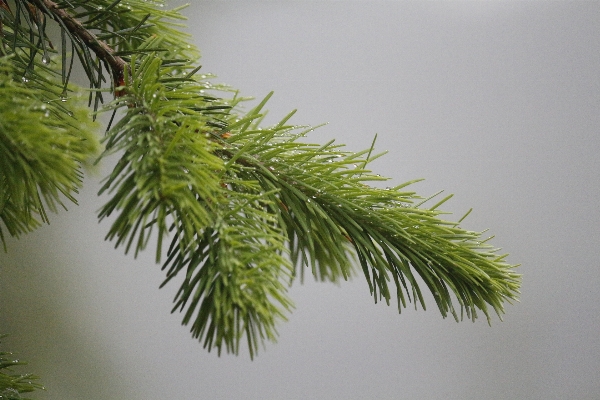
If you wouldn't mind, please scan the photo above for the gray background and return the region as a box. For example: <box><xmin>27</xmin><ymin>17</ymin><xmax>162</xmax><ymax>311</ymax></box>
<box><xmin>2</xmin><ymin>1</ymin><xmax>599</xmax><ymax>399</ymax></box>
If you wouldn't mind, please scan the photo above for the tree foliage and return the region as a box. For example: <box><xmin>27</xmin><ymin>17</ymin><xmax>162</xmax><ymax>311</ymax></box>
<box><xmin>0</xmin><ymin>0</ymin><xmax>520</xmax><ymax>367</ymax></box>
<box><xmin>0</xmin><ymin>336</ymin><xmax>44</xmax><ymax>400</ymax></box>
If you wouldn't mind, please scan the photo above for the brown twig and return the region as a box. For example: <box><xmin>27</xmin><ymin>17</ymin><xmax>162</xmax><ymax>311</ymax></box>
<box><xmin>30</xmin><ymin>0</ymin><xmax>127</xmax><ymax>90</ymax></box>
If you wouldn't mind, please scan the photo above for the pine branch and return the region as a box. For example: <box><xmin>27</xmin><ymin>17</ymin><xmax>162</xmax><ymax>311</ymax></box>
<box><xmin>0</xmin><ymin>55</ymin><xmax>99</xmax><ymax>249</ymax></box>
<box><xmin>207</xmin><ymin>102</ymin><xmax>519</xmax><ymax>322</ymax></box>
<box><xmin>0</xmin><ymin>1</ymin><xmax>521</xmax><ymax>361</ymax></box>
<box><xmin>0</xmin><ymin>335</ymin><xmax>44</xmax><ymax>399</ymax></box>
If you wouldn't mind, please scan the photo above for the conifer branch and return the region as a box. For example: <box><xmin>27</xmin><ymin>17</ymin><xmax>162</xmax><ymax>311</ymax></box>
<box><xmin>0</xmin><ymin>0</ymin><xmax>521</xmax><ymax>363</ymax></box>
<box><xmin>0</xmin><ymin>335</ymin><xmax>44</xmax><ymax>398</ymax></box>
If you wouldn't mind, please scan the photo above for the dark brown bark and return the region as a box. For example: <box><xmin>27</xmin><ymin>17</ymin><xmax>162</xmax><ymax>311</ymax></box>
<box><xmin>31</xmin><ymin>0</ymin><xmax>126</xmax><ymax>87</ymax></box>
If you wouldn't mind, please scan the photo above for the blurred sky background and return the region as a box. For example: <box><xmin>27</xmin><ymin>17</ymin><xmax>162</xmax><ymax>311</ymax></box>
<box><xmin>1</xmin><ymin>1</ymin><xmax>599</xmax><ymax>399</ymax></box>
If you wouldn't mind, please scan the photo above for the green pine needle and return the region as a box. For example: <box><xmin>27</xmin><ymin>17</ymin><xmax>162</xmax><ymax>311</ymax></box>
<box><xmin>0</xmin><ymin>55</ymin><xmax>99</xmax><ymax>250</ymax></box>
<box><xmin>0</xmin><ymin>336</ymin><xmax>44</xmax><ymax>399</ymax></box>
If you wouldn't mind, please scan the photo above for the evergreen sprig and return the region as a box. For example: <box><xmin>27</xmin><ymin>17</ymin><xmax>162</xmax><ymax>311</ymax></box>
<box><xmin>0</xmin><ymin>0</ymin><xmax>521</xmax><ymax>361</ymax></box>
<box><xmin>218</xmin><ymin>110</ymin><xmax>520</xmax><ymax>322</ymax></box>
<box><xmin>0</xmin><ymin>336</ymin><xmax>44</xmax><ymax>400</ymax></box>
<box><xmin>0</xmin><ymin>55</ymin><xmax>98</xmax><ymax>250</ymax></box>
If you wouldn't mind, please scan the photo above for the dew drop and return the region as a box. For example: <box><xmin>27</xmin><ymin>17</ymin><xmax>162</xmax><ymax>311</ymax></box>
<box><xmin>21</xmin><ymin>76</ymin><xmax>29</xmax><ymax>83</ymax></box>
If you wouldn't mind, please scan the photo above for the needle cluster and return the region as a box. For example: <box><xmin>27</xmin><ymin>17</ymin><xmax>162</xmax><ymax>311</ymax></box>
<box><xmin>0</xmin><ymin>336</ymin><xmax>44</xmax><ymax>399</ymax></box>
